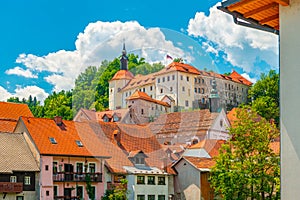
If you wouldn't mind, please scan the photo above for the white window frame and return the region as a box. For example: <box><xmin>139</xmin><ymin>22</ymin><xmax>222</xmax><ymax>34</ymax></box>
<box><xmin>24</xmin><ymin>176</ymin><xmax>31</xmax><ymax>185</ymax></box>
<box><xmin>10</xmin><ymin>176</ymin><xmax>17</xmax><ymax>183</ymax></box>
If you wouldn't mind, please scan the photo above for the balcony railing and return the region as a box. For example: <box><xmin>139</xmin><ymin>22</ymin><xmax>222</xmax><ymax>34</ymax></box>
<box><xmin>0</xmin><ymin>182</ymin><xmax>23</xmax><ymax>193</ymax></box>
<box><xmin>53</xmin><ymin>172</ymin><xmax>102</xmax><ymax>182</ymax></box>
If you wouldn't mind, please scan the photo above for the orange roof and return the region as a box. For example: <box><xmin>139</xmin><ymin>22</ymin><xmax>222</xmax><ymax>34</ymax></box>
<box><xmin>149</xmin><ymin>109</ymin><xmax>219</xmax><ymax>143</ymax></box>
<box><xmin>188</xmin><ymin>139</ymin><xmax>226</xmax><ymax>158</ymax></box>
<box><xmin>156</xmin><ymin>62</ymin><xmax>201</xmax><ymax>76</ymax></box>
<box><xmin>0</xmin><ymin>102</ymin><xmax>33</xmax><ymax>120</ymax></box>
<box><xmin>0</xmin><ymin>119</ymin><xmax>17</xmax><ymax>132</ymax></box>
<box><xmin>127</xmin><ymin>91</ymin><xmax>170</xmax><ymax>107</ymax></box>
<box><xmin>121</xmin><ymin>73</ymin><xmax>156</xmax><ymax>91</ymax></box>
<box><xmin>228</xmin><ymin>70</ymin><xmax>253</xmax><ymax>86</ymax></box>
<box><xmin>219</xmin><ymin>0</ymin><xmax>289</xmax><ymax>32</ymax></box>
<box><xmin>19</xmin><ymin>117</ymin><xmax>110</xmax><ymax>158</ymax></box>
<box><xmin>111</xmin><ymin>70</ymin><xmax>134</xmax><ymax>81</ymax></box>
<box><xmin>184</xmin><ymin>157</ymin><xmax>216</xmax><ymax>170</ymax></box>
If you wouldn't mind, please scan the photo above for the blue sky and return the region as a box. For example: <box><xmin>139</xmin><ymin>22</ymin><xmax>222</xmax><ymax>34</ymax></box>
<box><xmin>0</xmin><ymin>0</ymin><xmax>278</xmax><ymax>102</ymax></box>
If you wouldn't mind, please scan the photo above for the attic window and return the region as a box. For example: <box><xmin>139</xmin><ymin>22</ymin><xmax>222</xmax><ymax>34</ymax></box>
<box><xmin>49</xmin><ymin>137</ymin><xmax>57</xmax><ymax>144</ymax></box>
<box><xmin>76</xmin><ymin>140</ymin><xmax>84</xmax><ymax>147</ymax></box>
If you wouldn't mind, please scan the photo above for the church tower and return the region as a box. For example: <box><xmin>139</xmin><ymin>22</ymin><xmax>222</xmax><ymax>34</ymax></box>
<box><xmin>109</xmin><ymin>43</ymin><xmax>134</xmax><ymax>110</ymax></box>
<box><xmin>209</xmin><ymin>78</ymin><xmax>220</xmax><ymax>113</ymax></box>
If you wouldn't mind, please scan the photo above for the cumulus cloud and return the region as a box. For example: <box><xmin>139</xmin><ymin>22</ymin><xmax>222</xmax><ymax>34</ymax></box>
<box><xmin>12</xmin><ymin>21</ymin><xmax>187</xmax><ymax>92</ymax></box>
<box><xmin>0</xmin><ymin>85</ymin><xmax>48</xmax><ymax>103</ymax></box>
<box><xmin>5</xmin><ymin>66</ymin><xmax>38</xmax><ymax>78</ymax></box>
<box><xmin>187</xmin><ymin>3</ymin><xmax>278</xmax><ymax>74</ymax></box>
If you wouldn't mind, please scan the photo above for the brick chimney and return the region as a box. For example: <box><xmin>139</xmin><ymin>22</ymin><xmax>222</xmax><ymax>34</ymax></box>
<box><xmin>54</xmin><ymin>116</ymin><xmax>63</xmax><ymax>126</ymax></box>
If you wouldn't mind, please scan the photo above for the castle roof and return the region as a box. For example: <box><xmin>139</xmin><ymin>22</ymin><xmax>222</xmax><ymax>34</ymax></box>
<box><xmin>127</xmin><ymin>91</ymin><xmax>170</xmax><ymax>107</ymax></box>
<box><xmin>155</xmin><ymin>62</ymin><xmax>201</xmax><ymax>76</ymax></box>
<box><xmin>111</xmin><ymin>70</ymin><xmax>134</xmax><ymax>81</ymax></box>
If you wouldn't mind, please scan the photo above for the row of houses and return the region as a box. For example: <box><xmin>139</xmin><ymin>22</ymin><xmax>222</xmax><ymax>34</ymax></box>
<box><xmin>0</xmin><ymin>101</ymin><xmax>238</xmax><ymax>200</ymax></box>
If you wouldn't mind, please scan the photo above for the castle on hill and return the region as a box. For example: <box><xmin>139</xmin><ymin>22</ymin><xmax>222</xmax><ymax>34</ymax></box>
<box><xmin>109</xmin><ymin>44</ymin><xmax>252</xmax><ymax>118</ymax></box>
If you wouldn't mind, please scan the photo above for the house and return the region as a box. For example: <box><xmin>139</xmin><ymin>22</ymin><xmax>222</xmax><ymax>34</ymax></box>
<box><xmin>73</xmin><ymin>108</ymin><xmax>97</xmax><ymax>122</ymax></box>
<box><xmin>88</xmin><ymin>121</ymin><xmax>176</xmax><ymax>200</ymax></box>
<box><xmin>109</xmin><ymin>45</ymin><xmax>252</xmax><ymax>112</ymax></box>
<box><xmin>0</xmin><ymin>102</ymin><xmax>33</xmax><ymax>132</ymax></box>
<box><xmin>14</xmin><ymin>116</ymin><xmax>110</xmax><ymax>200</ymax></box>
<box><xmin>148</xmin><ymin>109</ymin><xmax>230</xmax><ymax>145</ymax></box>
<box><xmin>218</xmin><ymin>0</ymin><xmax>297</xmax><ymax>197</ymax></box>
<box><xmin>0</xmin><ymin>132</ymin><xmax>39</xmax><ymax>200</ymax></box>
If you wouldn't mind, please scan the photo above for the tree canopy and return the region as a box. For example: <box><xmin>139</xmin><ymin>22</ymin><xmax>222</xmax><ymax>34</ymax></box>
<box><xmin>210</xmin><ymin>108</ymin><xmax>280</xmax><ymax>199</ymax></box>
<box><xmin>248</xmin><ymin>70</ymin><xmax>279</xmax><ymax>125</ymax></box>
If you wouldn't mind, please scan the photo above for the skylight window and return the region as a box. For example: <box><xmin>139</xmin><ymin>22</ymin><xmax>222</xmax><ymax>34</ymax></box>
<box><xmin>49</xmin><ymin>137</ymin><xmax>57</xmax><ymax>144</ymax></box>
<box><xmin>75</xmin><ymin>140</ymin><xmax>84</xmax><ymax>147</ymax></box>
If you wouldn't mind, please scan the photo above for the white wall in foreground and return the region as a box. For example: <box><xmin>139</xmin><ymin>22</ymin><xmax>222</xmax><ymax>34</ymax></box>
<box><xmin>280</xmin><ymin>0</ymin><xmax>300</xmax><ymax>198</ymax></box>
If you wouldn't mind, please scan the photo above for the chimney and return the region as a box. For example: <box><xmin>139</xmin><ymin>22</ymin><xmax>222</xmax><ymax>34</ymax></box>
<box><xmin>54</xmin><ymin>116</ymin><xmax>63</xmax><ymax>126</ymax></box>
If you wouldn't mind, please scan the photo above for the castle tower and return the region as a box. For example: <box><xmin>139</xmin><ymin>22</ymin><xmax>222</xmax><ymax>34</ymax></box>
<box><xmin>109</xmin><ymin>43</ymin><xmax>134</xmax><ymax>110</ymax></box>
<box><xmin>209</xmin><ymin>78</ymin><xmax>220</xmax><ymax>113</ymax></box>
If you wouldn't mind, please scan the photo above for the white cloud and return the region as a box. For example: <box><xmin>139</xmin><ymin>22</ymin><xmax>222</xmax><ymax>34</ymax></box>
<box><xmin>187</xmin><ymin>3</ymin><xmax>278</xmax><ymax>73</ymax></box>
<box><xmin>0</xmin><ymin>85</ymin><xmax>48</xmax><ymax>103</ymax></box>
<box><xmin>5</xmin><ymin>66</ymin><xmax>38</xmax><ymax>78</ymax></box>
<box><xmin>12</xmin><ymin>21</ymin><xmax>187</xmax><ymax>92</ymax></box>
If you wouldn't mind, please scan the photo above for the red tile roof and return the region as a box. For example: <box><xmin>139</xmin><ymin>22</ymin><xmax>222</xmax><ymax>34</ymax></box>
<box><xmin>228</xmin><ymin>70</ymin><xmax>253</xmax><ymax>86</ymax></box>
<box><xmin>149</xmin><ymin>109</ymin><xmax>219</xmax><ymax>143</ymax></box>
<box><xmin>121</xmin><ymin>73</ymin><xmax>156</xmax><ymax>91</ymax></box>
<box><xmin>0</xmin><ymin>102</ymin><xmax>33</xmax><ymax>132</ymax></box>
<box><xmin>188</xmin><ymin>139</ymin><xmax>226</xmax><ymax>158</ymax></box>
<box><xmin>127</xmin><ymin>91</ymin><xmax>170</xmax><ymax>107</ymax></box>
<box><xmin>111</xmin><ymin>70</ymin><xmax>134</xmax><ymax>81</ymax></box>
<box><xmin>184</xmin><ymin>157</ymin><xmax>216</xmax><ymax>170</ymax></box>
<box><xmin>156</xmin><ymin>62</ymin><xmax>201</xmax><ymax>76</ymax></box>
<box><xmin>19</xmin><ymin>117</ymin><xmax>110</xmax><ymax>158</ymax></box>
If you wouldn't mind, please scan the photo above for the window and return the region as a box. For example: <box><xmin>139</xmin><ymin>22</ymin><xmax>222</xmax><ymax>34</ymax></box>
<box><xmin>76</xmin><ymin>163</ymin><xmax>84</xmax><ymax>174</ymax></box>
<box><xmin>16</xmin><ymin>197</ymin><xmax>24</xmax><ymax>200</ymax></box>
<box><xmin>137</xmin><ymin>195</ymin><xmax>145</xmax><ymax>200</ymax></box>
<box><xmin>194</xmin><ymin>78</ymin><xmax>197</xmax><ymax>83</ymax></box>
<box><xmin>225</xmin><ymin>83</ymin><xmax>227</xmax><ymax>89</ymax></box>
<box><xmin>172</xmin><ymin>75</ymin><xmax>175</xmax><ymax>80</ymax></box>
<box><xmin>158</xmin><ymin>195</ymin><xmax>165</xmax><ymax>200</ymax></box>
<box><xmin>75</xmin><ymin>140</ymin><xmax>83</xmax><ymax>147</ymax></box>
<box><xmin>49</xmin><ymin>137</ymin><xmax>57</xmax><ymax>144</ymax></box>
<box><xmin>114</xmin><ymin>175</ymin><xmax>126</xmax><ymax>183</ymax></box>
<box><xmin>148</xmin><ymin>176</ymin><xmax>155</xmax><ymax>185</ymax></box>
<box><xmin>202</xmin><ymin>88</ymin><xmax>205</xmax><ymax>94</ymax></box>
<box><xmin>135</xmin><ymin>157</ymin><xmax>145</xmax><ymax>165</ymax></box>
<box><xmin>160</xmin><ymin>89</ymin><xmax>163</xmax><ymax>93</ymax></box>
<box><xmin>45</xmin><ymin>165</ymin><xmax>49</xmax><ymax>171</ymax></box>
<box><xmin>162</xmin><ymin>77</ymin><xmax>165</xmax><ymax>82</ymax></box>
<box><xmin>188</xmin><ymin>89</ymin><xmax>190</xmax><ymax>96</ymax></box>
<box><xmin>198</xmin><ymin>88</ymin><xmax>201</xmax><ymax>93</ymax></box>
<box><xmin>90</xmin><ymin>186</ymin><xmax>96</xmax><ymax>199</ymax></box>
<box><xmin>202</xmin><ymin>98</ymin><xmax>205</xmax><ymax>104</ymax></box>
<box><xmin>185</xmin><ymin>100</ymin><xmax>189</xmax><ymax>107</ymax></box>
<box><xmin>46</xmin><ymin>191</ymin><xmax>50</xmax><ymax>196</ymax></box>
<box><xmin>143</xmin><ymin>88</ymin><xmax>145</xmax><ymax>92</ymax></box>
<box><xmin>202</xmin><ymin>79</ymin><xmax>205</xmax><ymax>84</ymax></box>
<box><xmin>141</xmin><ymin>109</ymin><xmax>144</xmax><ymax>115</ymax></box>
<box><xmin>220</xmin><ymin>120</ymin><xmax>223</xmax><ymax>127</ymax></box>
<box><xmin>89</xmin><ymin>163</ymin><xmax>96</xmax><ymax>173</ymax></box>
<box><xmin>170</xmin><ymin>87</ymin><xmax>173</xmax><ymax>92</ymax></box>
<box><xmin>150</xmin><ymin>86</ymin><xmax>153</xmax><ymax>91</ymax></box>
<box><xmin>158</xmin><ymin>78</ymin><xmax>160</xmax><ymax>83</ymax></box>
<box><xmin>182</xmin><ymin>86</ymin><xmax>185</xmax><ymax>92</ymax></box>
<box><xmin>158</xmin><ymin>177</ymin><xmax>165</xmax><ymax>185</ymax></box>
<box><xmin>76</xmin><ymin>186</ymin><xmax>84</xmax><ymax>199</ymax></box>
<box><xmin>148</xmin><ymin>195</ymin><xmax>155</xmax><ymax>200</ymax></box>
<box><xmin>186</xmin><ymin>76</ymin><xmax>189</xmax><ymax>81</ymax></box>
<box><xmin>10</xmin><ymin>176</ymin><xmax>17</xmax><ymax>183</ymax></box>
<box><xmin>137</xmin><ymin>176</ymin><xmax>145</xmax><ymax>184</ymax></box>
<box><xmin>180</xmin><ymin>75</ymin><xmax>183</xmax><ymax>80</ymax></box>
<box><xmin>53</xmin><ymin>186</ymin><xmax>58</xmax><ymax>197</ymax></box>
<box><xmin>194</xmin><ymin>88</ymin><xmax>197</xmax><ymax>93</ymax></box>
<box><xmin>167</xmin><ymin>76</ymin><xmax>170</xmax><ymax>81</ymax></box>
<box><xmin>24</xmin><ymin>176</ymin><xmax>30</xmax><ymax>185</ymax></box>
<box><xmin>125</xmin><ymin>92</ymin><xmax>128</xmax><ymax>97</ymax></box>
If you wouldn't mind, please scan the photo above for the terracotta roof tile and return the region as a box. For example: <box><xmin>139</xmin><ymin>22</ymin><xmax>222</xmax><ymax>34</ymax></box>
<box><xmin>149</xmin><ymin>109</ymin><xmax>219</xmax><ymax>143</ymax></box>
<box><xmin>127</xmin><ymin>91</ymin><xmax>170</xmax><ymax>107</ymax></box>
<box><xmin>0</xmin><ymin>119</ymin><xmax>17</xmax><ymax>132</ymax></box>
<box><xmin>184</xmin><ymin>157</ymin><xmax>216</xmax><ymax>170</ymax></box>
<box><xmin>20</xmin><ymin>117</ymin><xmax>110</xmax><ymax>158</ymax></box>
<box><xmin>0</xmin><ymin>102</ymin><xmax>33</xmax><ymax>120</ymax></box>
<box><xmin>155</xmin><ymin>62</ymin><xmax>201</xmax><ymax>76</ymax></box>
<box><xmin>188</xmin><ymin>139</ymin><xmax>226</xmax><ymax>158</ymax></box>
<box><xmin>111</xmin><ymin>70</ymin><xmax>134</xmax><ymax>81</ymax></box>
<box><xmin>0</xmin><ymin>132</ymin><xmax>39</xmax><ymax>173</ymax></box>
<box><xmin>121</xmin><ymin>73</ymin><xmax>156</xmax><ymax>91</ymax></box>
<box><xmin>228</xmin><ymin>70</ymin><xmax>253</xmax><ymax>86</ymax></box>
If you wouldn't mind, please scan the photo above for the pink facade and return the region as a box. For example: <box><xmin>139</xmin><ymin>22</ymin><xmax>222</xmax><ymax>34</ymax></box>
<box><xmin>40</xmin><ymin>155</ymin><xmax>105</xmax><ymax>200</ymax></box>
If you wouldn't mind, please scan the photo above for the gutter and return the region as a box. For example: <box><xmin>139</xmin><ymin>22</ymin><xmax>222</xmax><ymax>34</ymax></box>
<box><xmin>217</xmin><ymin>6</ymin><xmax>279</xmax><ymax>35</ymax></box>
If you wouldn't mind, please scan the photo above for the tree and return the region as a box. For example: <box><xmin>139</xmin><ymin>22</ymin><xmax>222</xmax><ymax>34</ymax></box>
<box><xmin>210</xmin><ymin>108</ymin><xmax>280</xmax><ymax>199</ymax></box>
<box><xmin>248</xmin><ymin>70</ymin><xmax>279</xmax><ymax>125</ymax></box>
<box><xmin>102</xmin><ymin>179</ymin><xmax>128</xmax><ymax>200</ymax></box>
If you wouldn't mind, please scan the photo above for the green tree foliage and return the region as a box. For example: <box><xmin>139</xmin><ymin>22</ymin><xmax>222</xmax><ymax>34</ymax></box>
<box><xmin>248</xmin><ymin>70</ymin><xmax>279</xmax><ymax>125</ymax></box>
<box><xmin>210</xmin><ymin>108</ymin><xmax>280</xmax><ymax>199</ymax></box>
<box><xmin>43</xmin><ymin>90</ymin><xmax>73</xmax><ymax>120</ymax></box>
<box><xmin>102</xmin><ymin>179</ymin><xmax>128</xmax><ymax>200</ymax></box>
<box><xmin>129</xmin><ymin>62</ymin><xmax>164</xmax><ymax>75</ymax></box>
<box><xmin>7</xmin><ymin>95</ymin><xmax>44</xmax><ymax>117</ymax></box>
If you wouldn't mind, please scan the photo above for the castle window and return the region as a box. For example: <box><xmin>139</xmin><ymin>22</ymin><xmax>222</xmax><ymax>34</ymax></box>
<box><xmin>141</xmin><ymin>109</ymin><xmax>144</xmax><ymax>115</ymax></box>
<box><xmin>202</xmin><ymin>79</ymin><xmax>205</xmax><ymax>84</ymax></box>
<box><xmin>143</xmin><ymin>88</ymin><xmax>145</xmax><ymax>92</ymax></box>
<box><xmin>198</xmin><ymin>88</ymin><xmax>201</xmax><ymax>93</ymax></box>
<box><xmin>150</xmin><ymin>86</ymin><xmax>153</xmax><ymax>91</ymax></box>
<box><xmin>195</xmin><ymin>88</ymin><xmax>197</xmax><ymax>93</ymax></box>
<box><xmin>225</xmin><ymin>83</ymin><xmax>227</xmax><ymax>89</ymax></box>
<box><xmin>172</xmin><ymin>75</ymin><xmax>175</xmax><ymax>80</ymax></box>
<box><xmin>170</xmin><ymin>87</ymin><xmax>173</xmax><ymax>92</ymax></box>
<box><xmin>220</xmin><ymin>120</ymin><xmax>223</xmax><ymax>127</ymax></box>
<box><xmin>167</xmin><ymin>76</ymin><xmax>170</xmax><ymax>81</ymax></box>
<box><xmin>160</xmin><ymin>89</ymin><xmax>163</xmax><ymax>93</ymax></box>
<box><xmin>163</xmin><ymin>77</ymin><xmax>165</xmax><ymax>82</ymax></box>
<box><xmin>180</xmin><ymin>75</ymin><xmax>183</xmax><ymax>80</ymax></box>
<box><xmin>202</xmin><ymin>88</ymin><xmax>205</xmax><ymax>94</ymax></box>
<box><xmin>182</xmin><ymin>86</ymin><xmax>185</xmax><ymax>92</ymax></box>
<box><xmin>186</xmin><ymin>76</ymin><xmax>189</xmax><ymax>81</ymax></box>
<box><xmin>158</xmin><ymin>78</ymin><xmax>160</xmax><ymax>83</ymax></box>
<box><xmin>185</xmin><ymin>100</ymin><xmax>189</xmax><ymax>107</ymax></box>
<box><xmin>194</xmin><ymin>78</ymin><xmax>197</xmax><ymax>83</ymax></box>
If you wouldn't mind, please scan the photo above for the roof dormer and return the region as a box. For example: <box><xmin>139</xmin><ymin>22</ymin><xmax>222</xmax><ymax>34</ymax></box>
<box><xmin>128</xmin><ymin>150</ymin><xmax>148</xmax><ymax>166</ymax></box>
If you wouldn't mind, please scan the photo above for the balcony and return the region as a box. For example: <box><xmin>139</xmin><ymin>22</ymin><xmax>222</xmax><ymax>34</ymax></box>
<box><xmin>0</xmin><ymin>182</ymin><xmax>23</xmax><ymax>193</ymax></box>
<box><xmin>53</xmin><ymin>172</ymin><xmax>102</xmax><ymax>182</ymax></box>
